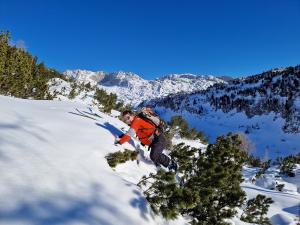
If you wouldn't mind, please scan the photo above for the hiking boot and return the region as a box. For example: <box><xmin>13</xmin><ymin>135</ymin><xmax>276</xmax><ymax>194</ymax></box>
<box><xmin>168</xmin><ymin>159</ymin><xmax>178</xmax><ymax>173</ymax></box>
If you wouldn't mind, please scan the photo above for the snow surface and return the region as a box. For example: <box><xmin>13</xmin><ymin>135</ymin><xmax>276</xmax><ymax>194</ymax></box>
<box><xmin>155</xmin><ymin>106</ymin><xmax>300</xmax><ymax>159</ymax></box>
<box><xmin>48</xmin><ymin>78</ymin><xmax>97</xmax><ymax>106</ymax></box>
<box><xmin>1</xmin><ymin>95</ymin><xmax>299</xmax><ymax>225</ymax></box>
<box><xmin>242</xmin><ymin>165</ymin><xmax>300</xmax><ymax>225</ymax></box>
<box><xmin>0</xmin><ymin>95</ymin><xmax>184</xmax><ymax>225</ymax></box>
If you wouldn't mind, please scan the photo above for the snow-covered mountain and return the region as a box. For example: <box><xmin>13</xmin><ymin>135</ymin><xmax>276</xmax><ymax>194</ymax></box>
<box><xmin>63</xmin><ymin>70</ymin><xmax>225</xmax><ymax>106</ymax></box>
<box><xmin>64</xmin><ymin>70</ymin><xmax>106</xmax><ymax>85</ymax></box>
<box><xmin>0</xmin><ymin>95</ymin><xmax>299</xmax><ymax>225</ymax></box>
<box><xmin>143</xmin><ymin>65</ymin><xmax>300</xmax><ymax>159</ymax></box>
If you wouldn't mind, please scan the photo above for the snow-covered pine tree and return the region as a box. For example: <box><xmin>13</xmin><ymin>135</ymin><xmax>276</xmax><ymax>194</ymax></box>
<box><xmin>140</xmin><ymin>133</ymin><xmax>247</xmax><ymax>224</ymax></box>
<box><xmin>241</xmin><ymin>194</ymin><xmax>274</xmax><ymax>225</ymax></box>
<box><xmin>169</xmin><ymin>143</ymin><xmax>198</xmax><ymax>178</ymax></box>
<box><xmin>188</xmin><ymin>133</ymin><xmax>246</xmax><ymax>224</ymax></box>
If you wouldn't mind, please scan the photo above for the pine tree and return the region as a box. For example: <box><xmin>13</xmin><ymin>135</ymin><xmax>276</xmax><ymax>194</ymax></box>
<box><xmin>168</xmin><ymin>115</ymin><xmax>208</xmax><ymax>143</ymax></box>
<box><xmin>280</xmin><ymin>156</ymin><xmax>296</xmax><ymax>177</ymax></box>
<box><xmin>169</xmin><ymin>143</ymin><xmax>198</xmax><ymax>181</ymax></box>
<box><xmin>246</xmin><ymin>155</ymin><xmax>262</xmax><ymax>167</ymax></box>
<box><xmin>94</xmin><ymin>88</ymin><xmax>118</xmax><ymax>113</ymax></box>
<box><xmin>140</xmin><ymin>133</ymin><xmax>247</xmax><ymax>224</ymax></box>
<box><xmin>170</xmin><ymin>115</ymin><xmax>189</xmax><ymax>136</ymax></box>
<box><xmin>0</xmin><ymin>31</ymin><xmax>10</xmax><ymax>78</ymax></box>
<box><xmin>187</xmin><ymin>134</ymin><xmax>246</xmax><ymax>224</ymax></box>
<box><xmin>11</xmin><ymin>49</ymin><xmax>34</xmax><ymax>97</ymax></box>
<box><xmin>0</xmin><ymin>31</ymin><xmax>9</xmax><ymax>94</ymax></box>
<box><xmin>241</xmin><ymin>194</ymin><xmax>274</xmax><ymax>225</ymax></box>
<box><xmin>68</xmin><ymin>82</ymin><xmax>78</xmax><ymax>99</ymax></box>
<box><xmin>0</xmin><ymin>31</ymin><xmax>64</xmax><ymax>99</ymax></box>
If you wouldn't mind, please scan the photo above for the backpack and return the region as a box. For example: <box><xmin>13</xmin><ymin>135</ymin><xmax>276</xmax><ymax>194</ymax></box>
<box><xmin>137</xmin><ymin>107</ymin><xmax>167</xmax><ymax>133</ymax></box>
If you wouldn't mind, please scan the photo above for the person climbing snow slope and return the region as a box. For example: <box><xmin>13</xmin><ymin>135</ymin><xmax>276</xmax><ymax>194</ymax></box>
<box><xmin>115</xmin><ymin>109</ymin><xmax>178</xmax><ymax>172</ymax></box>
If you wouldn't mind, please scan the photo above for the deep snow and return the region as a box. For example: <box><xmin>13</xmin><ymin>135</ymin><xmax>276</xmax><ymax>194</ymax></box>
<box><xmin>0</xmin><ymin>96</ymin><xmax>299</xmax><ymax>225</ymax></box>
<box><xmin>0</xmin><ymin>96</ymin><xmax>170</xmax><ymax>225</ymax></box>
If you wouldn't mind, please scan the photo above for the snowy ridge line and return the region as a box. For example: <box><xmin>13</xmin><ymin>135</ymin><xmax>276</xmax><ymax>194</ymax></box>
<box><xmin>145</xmin><ymin>66</ymin><xmax>300</xmax><ymax>159</ymax></box>
<box><xmin>62</xmin><ymin>70</ymin><xmax>225</xmax><ymax>106</ymax></box>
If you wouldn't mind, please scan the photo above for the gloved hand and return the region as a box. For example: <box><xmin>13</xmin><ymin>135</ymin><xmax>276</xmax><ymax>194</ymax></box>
<box><xmin>114</xmin><ymin>136</ymin><xmax>121</xmax><ymax>146</ymax></box>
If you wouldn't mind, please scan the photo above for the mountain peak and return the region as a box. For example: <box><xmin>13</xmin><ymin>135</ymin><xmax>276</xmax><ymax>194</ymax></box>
<box><xmin>63</xmin><ymin>69</ymin><xmax>225</xmax><ymax>106</ymax></box>
<box><xmin>64</xmin><ymin>69</ymin><xmax>106</xmax><ymax>84</ymax></box>
<box><xmin>160</xmin><ymin>73</ymin><xmax>200</xmax><ymax>80</ymax></box>
<box><xmin>100</xmin><ymin>71</ymin><xmax>145</xmax><ymax>87</ymax></box>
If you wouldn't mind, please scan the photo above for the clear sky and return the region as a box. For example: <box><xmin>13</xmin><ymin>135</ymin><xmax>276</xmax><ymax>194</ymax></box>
<box><xmin>1</xmin><ymin>0</ymin><xmax>300</xmax><ymax>79</ymax></box>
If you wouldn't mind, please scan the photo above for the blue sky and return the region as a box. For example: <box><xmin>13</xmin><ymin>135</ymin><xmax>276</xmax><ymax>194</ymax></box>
<box><xmin>1</xmin><ymin>0</ymin><xmax>300</xmax><ymax>79</ymax></box>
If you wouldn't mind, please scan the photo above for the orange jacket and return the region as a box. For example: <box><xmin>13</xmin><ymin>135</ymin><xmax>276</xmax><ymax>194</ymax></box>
<box><xmin>119</xmin><ymin>116</ymin><xmax>156</xmax><ymax>146</ymax></box>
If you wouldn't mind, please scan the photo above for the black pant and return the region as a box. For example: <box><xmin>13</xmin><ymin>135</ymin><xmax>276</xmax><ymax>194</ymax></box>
<box><xmin>149</xmin><ymin>133</ymin><xmax>170</xmax><ymax>167</ymax></box>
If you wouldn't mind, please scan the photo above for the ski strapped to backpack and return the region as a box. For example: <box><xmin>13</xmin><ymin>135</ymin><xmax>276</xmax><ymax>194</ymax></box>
<box><xmin>137</xmin><ymin>107</ymin><xmax>167</xmax><ymax>133</ymax></box>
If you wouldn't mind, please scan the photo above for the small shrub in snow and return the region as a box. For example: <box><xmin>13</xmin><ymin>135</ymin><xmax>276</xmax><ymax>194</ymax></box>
<box><xmin>254</xmin><ymin>159</ymin><xmax>271</xmax><ymax>180</ymax></box>
<box><xmin>245</xmin><ymin>155</ymin><xmax>262</xmax><ymax>168</ymax></box>
<box><xmin>261</xmin><ymin>159</ymin><xmax>271</xmax><ymax>171</ymax></box>
<box><xmin>279</xmin><ymin>156</ymin><xmax>297</xmax><ymax>177</ymax></box>
<box><xmin>275</xmin><ymin>183</ymin><xmax>285</xmax><ymax>192</ymax></box>
<box><xmin>255</xmin><ymin>170</ymin><xmax>265</xmax><ymax>180</ymax></box>
<box><xmin>105</xmin><ymin>149</ymin><xmax>138</xmax><ymax>168</ymax></box>
<box><xmin>168</xmin><ymin>115</ymin><xmax>208</xmax><ymax>143</ymax></box>
<box><xmin>94</xmin><ymin>88</ymin><xmax>119</xmax><ymax>113</ymax></box>
<box><xmin>68</xmin><ymin>82</ymin><xmax>78</xmax><ymax>99</ymax></box>
<box><xmin>241</xmin><ymin>194</ymin><xmax>274</xmax><ymax>225</ymax></box>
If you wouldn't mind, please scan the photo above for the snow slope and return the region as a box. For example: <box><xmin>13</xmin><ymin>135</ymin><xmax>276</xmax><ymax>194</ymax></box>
<box><xmin>1</xmin><ymin>95</ymin><xmax>299</xmax><ymax>225</ymax></box>
<box><xmin>0</xmin><ymin>95</ymin><xmax>184</xmax><ymax>225</ymax></box>
<box><xmin>154</xmin><ymin>107</ymin><xmax>300</xmax><ymax>159</ymax></box>
<box><xmin>242</xmin><ymin>165</ymin><xmax>300</xmax><ymax>225</ymax></box>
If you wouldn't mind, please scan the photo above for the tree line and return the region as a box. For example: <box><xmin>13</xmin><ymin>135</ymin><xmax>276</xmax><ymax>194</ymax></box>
<box><xmin>0</xmin><ymin>31</ymin><xmax>128</xmax><ymax>114</ymax></box>
<box><xmin>0</xmin><ymin>31</ymin><xmax>66</xmax><ymax>99</ymax></box>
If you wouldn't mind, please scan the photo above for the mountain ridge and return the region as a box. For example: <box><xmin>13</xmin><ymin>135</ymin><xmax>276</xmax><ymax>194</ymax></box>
<box><xmin>63</xmin><ymin>70</ymin><xmax>225</xmax><ymax>106</ymax></box>
<box><xmin>141</xmin><ymin>65</ymin><xmax>300</xmax><ymax>158</ymax></box>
